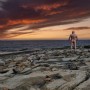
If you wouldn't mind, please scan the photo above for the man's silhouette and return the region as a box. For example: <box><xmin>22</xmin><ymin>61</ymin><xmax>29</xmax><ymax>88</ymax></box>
<box><xmin>69</xmin><ymin>31</ymin><xmax>78</xmax><ymax>50</ymax></box>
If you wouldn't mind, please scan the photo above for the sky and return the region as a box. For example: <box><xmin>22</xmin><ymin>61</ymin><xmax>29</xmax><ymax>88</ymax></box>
<box><xmin>0</xmin><ymin>0</ymin><xmax>90</xmax><ymax>40</ymax></box>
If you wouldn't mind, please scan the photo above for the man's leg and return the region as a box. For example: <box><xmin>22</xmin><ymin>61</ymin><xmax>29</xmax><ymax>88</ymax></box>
<box><xmin>71</xmin><ymin>42</ymin><xmax>73</xmax><ymax>50</ymax></box>
<box><xmin>74</xmin><ymin>41</ymin><xmax>77</xmax><ymax>51</ymax></box>
<box><xmin>75</xmin><ymin>41</ymin><xmax>77</xmax><ymax>50</ymax></box>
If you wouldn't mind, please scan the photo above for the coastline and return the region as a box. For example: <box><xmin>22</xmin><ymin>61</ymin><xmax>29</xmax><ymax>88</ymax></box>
<box><xmin>0</xmin><ymin>40</ymin><xmax>90</xmax><ymax>52</ymax></box>
<box><xmin>0</xmin><ymin>47</ymin><xmax>90</xmax><ymax>90</ymax></box>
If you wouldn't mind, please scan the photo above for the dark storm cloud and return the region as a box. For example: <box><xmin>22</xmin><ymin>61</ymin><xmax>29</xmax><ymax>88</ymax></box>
<box><xmin>0</xmin><ymin>0</ymin><xmax>90</xmax><ymax>38</ymax></box>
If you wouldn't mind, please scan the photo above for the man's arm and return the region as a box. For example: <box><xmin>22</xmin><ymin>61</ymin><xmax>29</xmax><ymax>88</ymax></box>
<box><xmin>76</xmin><ymin>35</ymin><xmax>78</xmax><ymax>40</ymax></box>
<box><xmin>69</xmin><ymin>35</ymin><xmax>71</xmax><ymax>40</ymax></box>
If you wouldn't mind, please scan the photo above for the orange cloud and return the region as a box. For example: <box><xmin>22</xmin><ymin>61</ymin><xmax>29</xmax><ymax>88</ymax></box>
<box><xmin>46</xmin><ymin>11</ymin><xmax>63</xmax><ymax>16</ymax></box>
<box><xmin>0</xmin><ymin>25</ymin><xmax>5</xmax><ymax>28</ymax></box>
<box><xmin>68</xmin><ymin>10</ymin><xmax>90</xmax><ymax>18</ymax></box>
<box><xmin>35</xmin><ymin>3</ymin><xmax>68</xmax><ymax>11</ymax></box>
<box><xmin>0</xmin><ymin>18</ymin><xmax>47</xmax><ymax>39</ymax></box>
<box><xmin>21</xmin><ymin>2</ymin><xmax>67</xmax><ymax>11</ymax></box>
<box><xmin>8</xmin><ymin>19</ymin><xmax>47</xmax><ymax>25</ymax></box>
<box><xmin>0</xmin><ymin>19</ymin><xmax>47</xmax><ymax>30</ymax></box>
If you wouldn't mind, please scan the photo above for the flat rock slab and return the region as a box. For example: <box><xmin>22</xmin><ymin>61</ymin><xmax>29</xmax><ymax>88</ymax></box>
<box><xmin>62</xmin><ymin>57</ymin><xmax>78</xmax><ymax>61</ymax></box>
<box><xmin>74</xmin><ymin>78</ymin><xmax>90</xmax><ymax>90</ymax></box>
<box><xmin>83</xmin><ymin>58</ymin><xmax>90</xmax><ymax>62</ymax></box>
<box><xmin>45</xmin><ymin>79</ymin><xmax>66</xmax><ymax>90</ymax></box>
<box><xmin>0</xmin><ymin>71</ymin><xmax>60</xmax><ymax>89</ymax></box>
<box><xmin>58</xmin><ymin>71</ymin><xmax>87</xmax><ymax>90</ymax></box>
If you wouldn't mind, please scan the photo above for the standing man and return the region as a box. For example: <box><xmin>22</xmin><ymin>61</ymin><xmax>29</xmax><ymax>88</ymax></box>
<box><xmin>69</xmin><ymin>31</ymin><xmax>78</xmax><ymax>50</ymax></box>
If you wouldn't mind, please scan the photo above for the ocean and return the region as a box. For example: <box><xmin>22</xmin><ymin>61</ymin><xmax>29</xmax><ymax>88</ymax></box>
<box><xmin>0</xmin><ymin>40</ymin><xmax>90</xmax><ymax>51</ymax></box>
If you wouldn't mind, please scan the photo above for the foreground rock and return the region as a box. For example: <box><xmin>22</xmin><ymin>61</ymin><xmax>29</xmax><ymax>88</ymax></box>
<box><xmin>45</xmin><ymin>79</ymin><xmax>66</xmax><ymax>90</ymax></box>
<box><xmin>74</xmin><ymin>78</ymin><xmax>90</xmax><ymax>90</ymax></box>
<box><xmin>58</xmin><ymin>71</ymin><xmax>87</xmax><ymax>90</ymax></box>
<box><xmin>0</xmin><ymin>48</ymin><xmax>90</xmax><ymax>90</ymax></box>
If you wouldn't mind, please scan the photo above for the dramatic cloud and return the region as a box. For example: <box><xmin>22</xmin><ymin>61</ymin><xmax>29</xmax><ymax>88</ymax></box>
<box><xmin>64</xmin><ymin>27</ymin><xmax>90</xmax><ymax>30</ymax></box>
<box><xmin>0</xmin><ymin>0</ymin><xmax>90</xmax><ymax>39</ymax></box>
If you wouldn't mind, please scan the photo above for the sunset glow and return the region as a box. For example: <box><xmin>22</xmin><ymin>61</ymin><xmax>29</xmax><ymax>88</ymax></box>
<box><xmin>0</xmin><ymin>0</ymin><xmax>90</xmax><ymax>40</ymax></box>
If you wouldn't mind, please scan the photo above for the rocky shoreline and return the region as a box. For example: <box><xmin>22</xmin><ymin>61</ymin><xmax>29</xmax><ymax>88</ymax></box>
<box><xmin>0</xmin><ymin>48</ymin><xmax>90</xmax><ymax>90</ymax></box>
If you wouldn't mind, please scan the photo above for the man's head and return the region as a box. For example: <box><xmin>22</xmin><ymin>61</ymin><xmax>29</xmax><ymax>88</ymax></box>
<box><xmin>72</xmin><ymin>31</ymin><xmax>75</xmax><ymax>34</ymax></box>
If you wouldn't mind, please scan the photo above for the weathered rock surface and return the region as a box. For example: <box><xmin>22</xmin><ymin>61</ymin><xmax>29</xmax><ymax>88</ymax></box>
<box><xmin>58</xmin><ymin>71</ymin><xmax>87</xmax><ymax>90</ymax></box>
<box><xmin>0</xmin><ymin>49</ymin><xmax>90</xmax><ymax>90</ymax></box>
<box><xmin>74</xmin><ymin>78</ymin><xmax>90</xmax><ymax>90</ymax></box>
<box><xmin>45</xmin><ymin>79</ymin><xmax>66</xmax><ymax>90</ymax></box>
